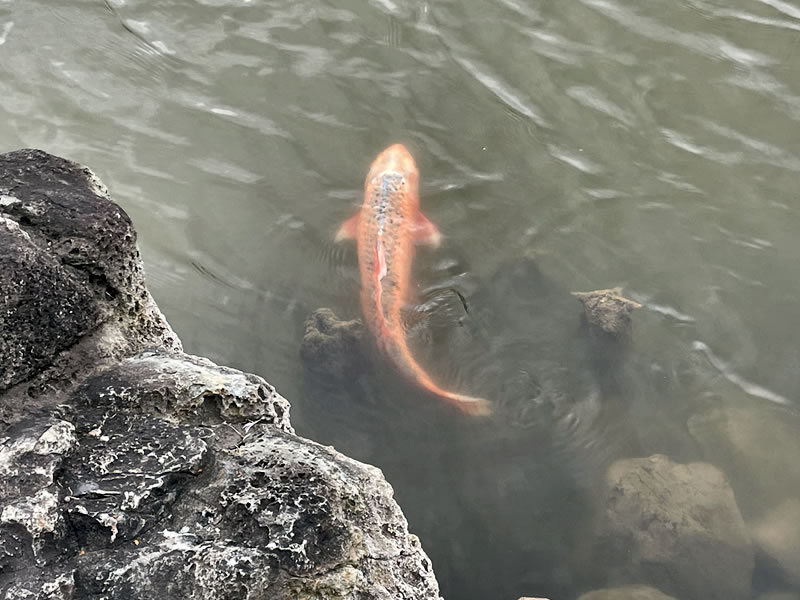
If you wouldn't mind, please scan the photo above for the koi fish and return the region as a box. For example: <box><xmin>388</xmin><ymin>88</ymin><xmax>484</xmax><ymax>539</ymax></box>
<box><xmin>336</xmin><ymin>144</ymin><xmax>491</xmax><ymax>416</ymax></box>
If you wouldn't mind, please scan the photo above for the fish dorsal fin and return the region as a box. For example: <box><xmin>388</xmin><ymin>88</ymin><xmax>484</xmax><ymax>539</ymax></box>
<box><xmin>412</xmin><ymin>212</ymin><xmax>442</xmax><ymax>248</ymax></box>
<box><xmin>335</xmin><ymin>212</ymin><xmax>360</xmax><ymax>242</ymax></box>
<box><xmin>375</xmin><ymin>239</ymin><xmax>388</xmax><ymax>280</ymax></box>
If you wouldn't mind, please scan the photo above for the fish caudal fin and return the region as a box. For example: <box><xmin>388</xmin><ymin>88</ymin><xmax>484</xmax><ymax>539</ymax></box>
<box><xmin>385</xmin><ymin>328</ymin><xmax>492</xmax><ymax>417</ymax></box>
<box><xmin>442</xmin><ymin>392</ymin><xmax>492</xmax><ymax>417</ymax></box>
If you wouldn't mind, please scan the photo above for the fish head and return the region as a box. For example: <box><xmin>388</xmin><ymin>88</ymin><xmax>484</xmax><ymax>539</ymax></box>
<box><xmin>370</xmin><ymin>143</ymin><xmax>417</xmax><ymax>173</ymax></box>
<box><xmin>366</xmin><ymin>144</ymin><xmax>420</xmax><ymax>205</ymax></box>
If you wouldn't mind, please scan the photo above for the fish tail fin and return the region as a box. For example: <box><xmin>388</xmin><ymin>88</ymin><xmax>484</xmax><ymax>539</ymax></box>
<box><xmin>385</xmin><ymin>335</ymin><xmax>492</xmax><ymax>417</ymax></box>
<box><xmin>438</xmin><ymin>391</ymin><xmax>492</xmax><ymax>416</ymax></box>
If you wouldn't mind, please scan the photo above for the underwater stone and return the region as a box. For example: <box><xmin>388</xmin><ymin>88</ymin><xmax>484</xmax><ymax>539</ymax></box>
<box><xmin>571</xmin><ymin>287</ymin><xmax>641</xmax><ymax>338</ymax></box>
<box><xmin>751</xmin><ymin>499</ymin><xmax>800</xmax><ymax>589</ymax></box>
<box><xmin>756</xmin><ymin>593</ymin><xmax>800</xmax><ymax>600</ymax></box>
<box><xmin>300</xmin><ymin>307</ymin><xmax>365</xmax><ymax>380</ymax></box>
<box><xmin>576</xmin><ymin>585</ymin><xmax>677</xmax><ymax>600</ymax></box>
<box><xmin>688</xmin><ymin>404</ymin><xmax>800</xmax><ymax>518</ymax></box>
<box><xmin>588</xmin><ymin>454</ymin><xmax>754</xmax><ymax>600</ymax></box>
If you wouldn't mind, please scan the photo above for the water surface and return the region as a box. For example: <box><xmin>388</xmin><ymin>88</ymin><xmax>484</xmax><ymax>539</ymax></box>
<box><xmin>2</xmin><ymin>0</ymin><xmax>799</xmax><ymax>598</ymax></box>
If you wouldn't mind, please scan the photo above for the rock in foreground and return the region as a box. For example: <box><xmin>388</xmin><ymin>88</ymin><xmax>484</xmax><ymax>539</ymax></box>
<box><xmin>0</xmin><ymin>149</ymin><xmax>441</xmax><ymax>600</ymax></box>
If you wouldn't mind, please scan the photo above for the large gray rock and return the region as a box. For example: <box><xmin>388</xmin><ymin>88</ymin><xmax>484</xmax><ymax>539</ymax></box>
<box><xmin>588</xmin><ymin>454</ymin><xmax>754</xmax><ymax>600</ymax></box>
<box><xmin>0</xmin><ymin>149</ymin><xmax>441</xmax><ymax>600</ymax></box>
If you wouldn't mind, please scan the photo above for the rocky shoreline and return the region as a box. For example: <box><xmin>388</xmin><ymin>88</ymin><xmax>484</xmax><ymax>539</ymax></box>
<box><xmin>0</xmin><ymin>149</ymin><xmax>440</xmax><ymax>599</ymax></box>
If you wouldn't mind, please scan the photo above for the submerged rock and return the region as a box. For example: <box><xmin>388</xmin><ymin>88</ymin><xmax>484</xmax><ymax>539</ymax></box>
<box><xmin>751</xmin><ymin>499</ymin><xmax>800</xmax><ymax>589</ymax></box>
<box><xmin>0</xmin><ymin>149</ymin><xmax>441</xmax><ymax>600</ymax></box>
<box><xmin>757</xmin><ymin>593</ymin><xmax>800</xmax><ymax>600</ymax></box>
<box><xmin>687</xmin><ymin>404</ymin><xmax>800</xmax><ymax>517</ymax></box>
<box><xmin>300</xmin><ymin>307</ymin><xmax>365</xmax><ymax>380</ymax></box>
<box><xmin>588</xmin><ymin>454</ymin><xmax>754</xmax><ymax>600</ymax></box>
<box><xmin>576</xmin><ymin>585</ymin><xmax>677</xmax><ymax>600</ymax></box>
<box><xmin>571</xmin><ymin>287</ymin><xmax>641</xmax><ymax>338</ymax></box>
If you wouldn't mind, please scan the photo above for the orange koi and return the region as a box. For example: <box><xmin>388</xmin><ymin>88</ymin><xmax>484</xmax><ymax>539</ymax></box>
<box><xmin>336</xmin><ymin>144</ymin><xmax>491</xmax><ymax>416</ymax></box>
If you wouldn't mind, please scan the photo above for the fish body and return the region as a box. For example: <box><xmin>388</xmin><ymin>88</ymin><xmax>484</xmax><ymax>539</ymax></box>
<box><xmin>337</xmin><ymin>144</ymin><xmax>490</xmax><ymax>416</ymax></box>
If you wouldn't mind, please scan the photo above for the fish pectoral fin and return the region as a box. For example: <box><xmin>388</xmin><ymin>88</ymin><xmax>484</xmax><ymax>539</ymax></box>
<box><xmin>335</xmin><ymin>212</ymin><xmax>360</xmax><ymax>242</ymax></box>
<box><xmin>412</xmin><ymin>212</ymin><xmax>442</xmax><ymax>248</ymax></box>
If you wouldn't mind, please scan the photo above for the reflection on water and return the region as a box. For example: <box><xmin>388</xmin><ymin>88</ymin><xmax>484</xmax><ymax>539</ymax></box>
<box><xmin>2</xmin><ymin>0</ymin><xmax>800</xmax><ymax>598</ymax></box>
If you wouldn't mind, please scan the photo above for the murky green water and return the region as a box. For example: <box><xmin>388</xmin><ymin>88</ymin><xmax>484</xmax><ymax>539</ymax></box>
<box><xmin>2</xmin><ymin>0</ymin><xmax>800</xmax><ymax>598</ymax></box>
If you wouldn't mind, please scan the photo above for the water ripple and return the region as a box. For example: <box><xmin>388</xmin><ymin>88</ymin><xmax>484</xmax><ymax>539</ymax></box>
<box><xmin>656</xmin><ymin>172</ymin><xmax>703</xmax><ymax>194</ymax></box>
<box><xmin>452</xmin><ymin>55</ymin><xmax>550</xmax><ymax>128</ymax></box>
<box><xmin>413</xmin><ymin>132</ymin><xmax>505</xmax><ymax>185</ymax></box>
<box><xmin>698</xmin><ymin>119</ymin><xmax>800</xmax><ymax>167</ymax></box>
<box><xmin>565</xmin><ymin>86</ymin><xmax>636</xmax><ymax>127</ymax></box>
<box><xmin>496</xmin><ymin>0</ymin><xmax>542</xmax><ymax>23</ymax></box>
<box><xmin>724</xmin><ymin>71</ymin><xmax>800</xmax><ymax>123</ymax></box>
<box><xmin>666</xmin><ymin>118</ymin><xmax>800</xmax><ymax>171</ymax></box>
<box><xmin>690</xmin><ymin>1</ymin><xmax>800</xmax><ymax>33</ymax></box>
<box><xmin>187</xmin><ymin>157</ymin><xmax>263</xmax><ymax>184</ymax></box>
<box><xmin>583</xmin><ymin>0</ymin><xmax>777</xmax><ymax>66</ymax></box>
<box><xmin>660</xmin><ymin>127</ymin><xmax>743</xmax><ymax>165</ymax></box>
<box><xmin>120</xmin><ymin>18</ymin><xmax>177</xmax><ymax>55</ymax></box>
<box><xmin>692</xmin><ymin>341</ymin><xmax>791</xmax><ymax>406</ymax></box>
<box><xmin>524</xmin><ymin>28</ymin><xmax>637</xmax><ymax>67</ymax></box>
<box><xmin>631</xmin><ymin>293</ymin><xmax>697</xmax><ymax>324</ymax></box>
<box><xmin>180</xmin><ymin>95</ymin><xmax>291</xmax><ymax>138</ymax></box>
<box><xmin>547</xmin><ymin>144</ymin><xmax>603</xmax><ymax>175</ymax></box>
<box><xmin>0</xmin><ymin>20</ymin><xmax>12</xmax><ymax>45</ymax></box>
<box><xmin>287</xmin><ymin>105</ymin><xmax>365</xmax><ymax>131</ymax></box>
<box><xmin>756</xmin><ymin>0</ymin><xmax>800</xmax><ymax>20</ymax></box>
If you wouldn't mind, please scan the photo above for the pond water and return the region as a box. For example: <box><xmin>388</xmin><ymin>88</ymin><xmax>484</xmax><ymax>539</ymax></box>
<box><xmin>2</xmin><ymin>0</ymin><xmax>800</xmax><ymax>598</ymax></box>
